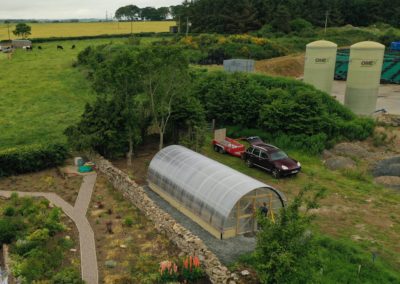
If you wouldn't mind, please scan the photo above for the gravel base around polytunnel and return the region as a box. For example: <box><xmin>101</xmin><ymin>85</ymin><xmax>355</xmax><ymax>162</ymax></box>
<box><xmin>373</xmin><ymin>156</ymin><xmax>400</xmax><ymax>177</ymax></box>
<box><xmin>143</xmin><ymin>186</ymin><xmax>256</xmax><ymax>265</ymax></box>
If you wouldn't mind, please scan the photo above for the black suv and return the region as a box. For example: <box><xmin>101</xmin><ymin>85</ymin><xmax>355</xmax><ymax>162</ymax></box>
<box><xmin>242</xmin><ymin>143</ymin><xmax>301</xmax><ymax>178</ymax></box>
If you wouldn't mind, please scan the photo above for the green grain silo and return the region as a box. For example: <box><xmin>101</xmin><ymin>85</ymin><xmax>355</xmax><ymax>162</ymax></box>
<box><xmin>304</xmin><ymin>40</ymin><xmax>338</xmax><ymax>94</ymax></box>
<box><xmin>344</xmin><ymin>41</ymin><xmax>385</xmax><ymax>115</ymax></box>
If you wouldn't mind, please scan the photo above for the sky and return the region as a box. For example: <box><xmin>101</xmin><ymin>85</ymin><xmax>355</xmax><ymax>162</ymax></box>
<box><xmin>0</xmin><ymin>0</ymin><xmax>183</xmax><ymax>19</ymax></box>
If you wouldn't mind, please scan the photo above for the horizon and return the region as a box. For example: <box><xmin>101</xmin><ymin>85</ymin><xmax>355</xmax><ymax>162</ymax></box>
<box><xmin>0</xmin><ymin>0</ymin><xmax>182</xmax><ymax>20</ymax></box>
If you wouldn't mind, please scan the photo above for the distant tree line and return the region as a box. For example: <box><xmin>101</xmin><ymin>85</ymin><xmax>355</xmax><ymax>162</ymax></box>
<box><xmin>115</xmin><ymin>4</ymin><xmax>172</xmax><ymax>21</ymax></box>
<box><xmin>171</xmin><ymin>0</ymin><xmax>400</xmax><ymax>34</ymax></box>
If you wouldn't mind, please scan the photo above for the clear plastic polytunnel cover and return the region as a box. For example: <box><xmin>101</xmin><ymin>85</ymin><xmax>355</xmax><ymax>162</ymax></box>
<box><xmin>148</xmin><ymin>145</ymin><xmax>286</xmax><ymax>232</ymax></box>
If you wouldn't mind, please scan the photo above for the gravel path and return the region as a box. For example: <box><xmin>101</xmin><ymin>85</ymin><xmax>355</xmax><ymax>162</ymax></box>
<box><xmin>0</xmin><ymin>173</ymin><xmax>98</xmax><ymax>284</ymax></box>
<box><xmin>143</xmin><ymin>186</ymin><xmax>256</xmax><ymax>265</ymax></box>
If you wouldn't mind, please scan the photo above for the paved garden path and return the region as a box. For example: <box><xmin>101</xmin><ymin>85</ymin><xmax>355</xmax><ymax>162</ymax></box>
<box><xmin>0</xmin><ymin>173</ymin><xmax>98</xmax><ymax>284</ymax></box>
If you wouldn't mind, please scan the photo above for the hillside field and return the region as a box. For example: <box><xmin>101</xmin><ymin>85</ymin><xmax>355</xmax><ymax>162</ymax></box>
<box><xmin>0</xmin><ymin>21</ymin><xmax>173</xmax><ymax>40</ymax></box>
<box><xmin>0</xmin><ymin>37</ymin><xmax>158</xmax><ymax>151</ymax></box>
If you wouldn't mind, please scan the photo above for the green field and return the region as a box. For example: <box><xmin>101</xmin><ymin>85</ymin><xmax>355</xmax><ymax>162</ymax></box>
<box><xmin>0</xmin><ymin>21</ymin><xmax>173</xmax><ymax>40</ymax></box>
<box><xmin>0</xmin><ymin>37</ymin><xmax>158</xmax><ymax>150</ymax></box>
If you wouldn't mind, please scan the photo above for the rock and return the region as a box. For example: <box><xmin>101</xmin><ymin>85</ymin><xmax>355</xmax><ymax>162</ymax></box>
<box><xmin>241</xmin><ymin>270</ymin><xmax>250</xmax><ymax>276</ymax></box>
<box><xmin>105</xmin><ymin>260</ymin><xmax>117</xmax><ymax>268</ymax></box>
<box><xmin>374</xmin><ymin>176</ymin><xmax>400</xmax><ymax>189</ymax></box>
<box><xmin>332</xmin><ymin>143</ymin><xmax>371</xmax><ymax>159</ymax></box>
<box><xmin>70</xmin><ymin>248</ymin><xmax>77</xmax><ymax>252</ymax></box>
<box><xmin>373</xmin><ymin>156</ymin><xmax>400</xmax><ymax>177</ymax></box>
<box><xmin>65</xmin><ymin>235</ymin><xmax>71</xmax><ymax>240</ymax></box>
<box><xmin>119</xmin><ymin>244</ymin><xmax>127</xmax><ymax>249</ymax></box>
<box><xmin>322</xmin><ymin>150</ymin><xmax>334</xmax><ymax>159</ymax></box>
<box><xmin>325</xmin><ymin>156</ymin><xmax>356</xmax><ymax>171</ymax></box>
<box><xmin>229</xmin><ymin>281</ymin><xmax>236</xmax><ymax>284</ymax></box>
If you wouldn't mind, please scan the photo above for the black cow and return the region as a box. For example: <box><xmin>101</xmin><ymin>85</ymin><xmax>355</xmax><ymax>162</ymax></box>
<box><xmin>57</xmin><ymin>45</ymin><xmax>64</xmax><ymax>50</ymax></box>
<box><xmin>71</xmin><ymin>45</ymin><xmax>76</xmax><ymax>49</ymax></box>
<box><xmin>26</xmin><ymin>46</ymin><xmax>33</xmax><ymax>51</ymax></box>
<box><xmin>38</xmin><ymin>46</ymin><xmax>42</xmax><ymax>50</ymax></box>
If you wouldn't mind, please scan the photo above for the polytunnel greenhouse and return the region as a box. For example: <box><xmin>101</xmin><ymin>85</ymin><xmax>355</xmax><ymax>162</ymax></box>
<box><xmin>148</xmin><ymin>145</ymin><xmax>287</xmax><ymax>239</ymax></box>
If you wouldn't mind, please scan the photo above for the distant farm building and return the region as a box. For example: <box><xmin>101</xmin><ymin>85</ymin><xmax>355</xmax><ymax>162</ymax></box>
<box><xmin>11</xmin><ymin>40</ymin><xmax>32</xmax><ymax>48</ymax></box>
<box><xmin>224</xmin><ymin>59</ymin><xmax>255</xmax><ymax>73</ymax></box>
<box><xmin>148</xmin><ymin>145</ymin><xmax>286</xmax><ymax>239</ymax></box>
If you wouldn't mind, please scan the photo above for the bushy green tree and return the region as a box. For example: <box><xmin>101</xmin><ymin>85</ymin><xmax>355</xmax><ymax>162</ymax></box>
<box><xmin>13</xmin><ymin>23</ymin><xmax>31</xmax><ymax>38</ymax></box>
<box><xmin>255</xmin><ymin>185</ymin><xmax>325</xmax><ymax>283</ymax></box>
<box><xmin>136</xmin><ymin>46</ymin><xmax>191</xmax><ymax>150</ymax></box>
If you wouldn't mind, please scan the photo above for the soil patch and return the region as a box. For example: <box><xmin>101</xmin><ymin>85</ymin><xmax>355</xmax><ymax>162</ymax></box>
<box><xmin>0</xmin><ymin>168</ymin><xmax>82</xmax><ymax>206</ymax></box>
<box><xmin>255</xmin><ymin>54</ymin><xmax>305</xmax><ymax>78</ymax></box>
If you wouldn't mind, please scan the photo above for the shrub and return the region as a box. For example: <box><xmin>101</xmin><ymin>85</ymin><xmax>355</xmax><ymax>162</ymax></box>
<box><xmin>0</xmin><ymin>144</ymin><xmax>68</xmax><ymax>177</ymax></box>
<box><xmin>290</xmin><ymin>18</ymin><xmax>313</xmax><ymax>34</ymax></box>
<box><xmin>3</xmin><ymin>206</ymin><xmax>16</xmax><ymax>217</ymax></box>
<box><xmin>52</xmin><ymin>268</ymin><xmax>84</xmax><ymax>284</ymax></box>
<box><xmin>195</xmin><ymin>71</ymin><xmax>374</xmax><ymax>153</ymax></box>
<box><xmin>0</xmin><ymin>219</ymin><xmax>21</xmax><ymax>244</ymax></box>
<box><xmin>123</xmin><ymin>217</ymin><xmax>134</xmax><ymax>227</ymax></box>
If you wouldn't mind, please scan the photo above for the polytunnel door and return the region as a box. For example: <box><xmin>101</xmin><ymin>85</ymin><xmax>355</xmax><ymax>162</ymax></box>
<box><xmin>236</xmin><ymin>197</ymin><xmax>257</xmax><ymax>235</ymax></box>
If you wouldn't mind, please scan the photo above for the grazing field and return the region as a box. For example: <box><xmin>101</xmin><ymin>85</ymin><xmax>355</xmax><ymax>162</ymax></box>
<box><xmin>0</xmin><ymin>21</ymin><xmax>173</xmax><ymax>40</ymax></box>
<box><xmin>0</xmin><ymin>37</ymin><xmax>157</xmax><ymax>151</ymax></box>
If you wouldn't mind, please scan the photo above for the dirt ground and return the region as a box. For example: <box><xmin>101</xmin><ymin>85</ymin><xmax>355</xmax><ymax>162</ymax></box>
<box><xmin>88</xmin><ymin>174</ymin><xmax>182</xmax><ymax>284</ymax></box>
<box><xmin>0</xmin><ymin>168</ymin><xmax>82</xmax><ymax>205</ymax></box>
<box><xmin>255</xmin><ymin>54</ymin><xmax>305</xmax><ymax>78</ymax></box>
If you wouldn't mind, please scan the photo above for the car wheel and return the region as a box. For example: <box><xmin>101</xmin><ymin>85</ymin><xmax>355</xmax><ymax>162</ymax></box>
<box><xmin>272</xmin><ymin>169</ymin><xmax>280</xmax><ymax>179</ymax></box>
<box><xmin>218</xmin><ymin>147</ymin><xmax>225</xmax><ymax>154</ymax></box>
<box><xmin>213</xmin><ymin>145</ymin><xmax>219</xmax><ymax>152</ymax></box>
<box><xmin>246</xmin><ymin>159</ymin><xmax>253</xmax><ymax>168</ymax></box>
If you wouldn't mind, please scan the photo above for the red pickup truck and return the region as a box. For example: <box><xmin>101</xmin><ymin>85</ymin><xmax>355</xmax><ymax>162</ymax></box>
<box><xmin>212</xmin><ymin>129</ymin><xmax>245</xmax><ymax>158</ymax></box>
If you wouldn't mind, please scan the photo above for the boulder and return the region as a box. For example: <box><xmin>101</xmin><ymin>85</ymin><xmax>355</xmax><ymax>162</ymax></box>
<box><xmin>373</xmin><ymin>156</ymin><xmax>400</xmax><ymax>177</ymax></box>
<box><xmin>374</xmin><ymin>176</ymin><xmax>400</xmax><ymax>189</ymax></box>
<box><xmin>332</xmin><ymin>143</ymin><xmax>371</xmax><ymax>159</ymax></box>
<box><xmin>325</xmin><ymin>156</ymin><xmax>356</xmax><ymax>171</ymax></box>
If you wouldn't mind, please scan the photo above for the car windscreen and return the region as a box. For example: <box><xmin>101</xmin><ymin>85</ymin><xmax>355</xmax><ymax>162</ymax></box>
<box><xmin>270</xmin><ymin>151</ymin><xmax>288</xmax><ymax>161</ymax></box>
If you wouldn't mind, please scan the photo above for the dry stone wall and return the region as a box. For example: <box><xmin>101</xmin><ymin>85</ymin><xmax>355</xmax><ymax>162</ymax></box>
<box><xmin>88</xmin><ymin>153</ymin><xmax>233</xmax><ymax>284</ymax></box>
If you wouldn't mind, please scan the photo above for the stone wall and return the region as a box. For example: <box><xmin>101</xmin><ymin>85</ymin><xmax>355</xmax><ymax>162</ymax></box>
<box><xmin>88</xmin><ymin>153</ymin><xmax>233</xmax><ymax>284</ymax></box>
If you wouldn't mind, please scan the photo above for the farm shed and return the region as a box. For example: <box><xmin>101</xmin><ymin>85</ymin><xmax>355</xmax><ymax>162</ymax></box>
<box><xmin>148</xmin><ymin>145</ymin><xmax>286</xmax><ymax>239</ymax></box>
<box><xmin>12</xmin><ymin>40</ymin><xmax>32</xmax><ymax>48</ymax></box>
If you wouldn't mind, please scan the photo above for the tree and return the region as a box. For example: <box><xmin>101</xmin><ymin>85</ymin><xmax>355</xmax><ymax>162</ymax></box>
<box><xmin>141</xmin><ymin>7</ymin><xmax>160</xmax><ymax>20</ymax></box>
<box><xmin>115</xmin><ymin>5</ymin><xmax>140</xmax><ymax>21</ymax></box>
<box><xmin>13</xmin><ymin>23</ymin><xmax>31</xmax><ymax>39</ymax></box>
<box><xmin>78</xmin><ymin>46</ymin><xmax>143</xmax><ymax>167</ymax></box>
<box><xmin>137</xmin><ymin>46</ymin><xmax>190</xmax><ymax>150</ymax></box>
<box><xmin>157</xmin><ymin>7</ymin><xmax>171</xmax><ymax>20</ymax></box>
<box><xmin>271</xmin><ymin>4</ymin><xmax>291</xmax><ymax>33</ymax></box>
<box><xmin>255</xmin><ymin>185</ymin><xmax>325</xmax><ymax>283</ymax></box>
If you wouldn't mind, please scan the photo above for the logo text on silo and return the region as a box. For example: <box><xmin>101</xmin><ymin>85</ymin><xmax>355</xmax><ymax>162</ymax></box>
<box><xmin>314</xmin><ymin>58</ymin><xmax>329</xmax><ymax>64</ymax></box>
<box><xmin>361</xmin><ymin>60</ymin><xmax>377</xmax><ymax>67</ymax></box>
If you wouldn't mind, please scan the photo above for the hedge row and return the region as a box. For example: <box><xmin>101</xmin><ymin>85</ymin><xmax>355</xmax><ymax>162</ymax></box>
<box><xmin>0</xmin><ymin>144</ymin><xmax>68</xmax><ymax>177</ymax></box>
<box><xmin>0</xmin><ymin>32</ymin><xmax>176</xmax><ymax>44</ymax></box>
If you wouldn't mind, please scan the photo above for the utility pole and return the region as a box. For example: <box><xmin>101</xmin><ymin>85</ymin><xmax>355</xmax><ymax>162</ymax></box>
<box><xmin>324</xmin><ymin>11</ymin><xmax>329</xmax><ymax>35</ymax></box>
<box><xmin>7</xmin><ymin>23</ymin><xmax>11</xmax><ymax>40</ymax></box>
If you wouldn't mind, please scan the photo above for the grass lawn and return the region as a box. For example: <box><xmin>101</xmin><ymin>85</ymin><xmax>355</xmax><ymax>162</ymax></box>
<box><xmin>201</xmin><ymin>136</ymin><xmax>400</xmax><ymax>272</ymax></box>
<box><xmin>0</xmin><ymin>37</ymin><xmax>157</xmax><ymax>151</ymax></box>
<box><xmin>0</xmin><ymin>21</ymin><xmax>173</xmax><ymax>40</ymax></box>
